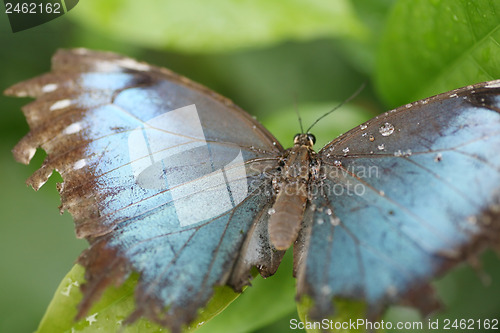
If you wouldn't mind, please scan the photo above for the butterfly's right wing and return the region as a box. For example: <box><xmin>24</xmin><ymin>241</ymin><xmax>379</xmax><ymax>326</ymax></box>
<box><xmin>295</xmin><ymin>80</ymin><xmax>500</xmax><ymax>320</ymax></box>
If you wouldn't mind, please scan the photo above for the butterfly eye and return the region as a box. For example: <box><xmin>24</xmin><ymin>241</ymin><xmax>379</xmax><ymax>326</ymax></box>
<box><xmin>293</xmin><ymin>133</ymin><xmax>301</xmax><ymax>144</ymax></box>
<box><xmin>307</xmin><ymin>133</ymin><xmax>316</xmax><ymax>145</ymax></box>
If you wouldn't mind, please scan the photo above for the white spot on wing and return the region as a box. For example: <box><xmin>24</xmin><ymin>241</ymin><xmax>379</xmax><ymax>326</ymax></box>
<box><xmin>485</xmin><ymin>81</ymin><xmax>500</xmax><ymax>88</ymax></box>
<box><xmin>74</xmin><ymin>48</ymin><xmax>89</xmax><ymax>55</ymax></box>
<box><xmin>26</xmin><ymin>147</ymin><xmax>36</xmax><ymax>161</ymax></box>
<box><xmin>14</xmin><ymin>90</ymin><xmax>28</xmax><ymax>97</ymax></box>
<box><xmin>73</xmin><ymin>159</ymin><xmax>87</xmax><ymax>170</ymax></box>
<box><xmin>93</xmin><ymin>61</ymin><xmax>119</xmax><ymax>71</ymax></box>
<box><xmin>93</xmin><ymin>58</ymin><xmax>151</xmax><ymax>72</ymax></box>
<box><xmin>117</xmin><ymin>58</ymin><xmax>150</xmax><ymax>71</ymax></box>
<box><xmin>49</xmin><ymin>99</ymin><xmax>72</xmax><ymax>111</ymax></box>
<box><xmin>63</xmin><ymin>122</ymin><xmax>82</xmax><ymax>135</ymax></box>
<box><xmin>42</xmin><ymin>83</ymin><xmax>58</xmax><ymax>93</ymax></box>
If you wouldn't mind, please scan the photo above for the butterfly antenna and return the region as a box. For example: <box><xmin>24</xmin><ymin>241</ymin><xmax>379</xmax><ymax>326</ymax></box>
<box><xmin>294</xmin><ymin>93</ymin><xmax>305</xmax><ymax>133</ymax></box>
<box><xmin>306</xmin><ymin>82</ymin><xmax>366</xmax><ymax>133</ymax></box>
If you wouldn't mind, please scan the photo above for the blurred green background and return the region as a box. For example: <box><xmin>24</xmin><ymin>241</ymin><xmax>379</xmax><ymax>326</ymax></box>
<box><xmin>0</xmin><ymin>0</ymin><xmax>499</xmax><ymax>332</ymax></box>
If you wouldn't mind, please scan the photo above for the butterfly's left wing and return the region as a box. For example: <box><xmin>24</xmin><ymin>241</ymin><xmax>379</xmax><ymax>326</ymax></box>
<box><xmin>6</xmin><ymin>49</ymin><xmax>284</xmax><ymax>332</ymax></box>
<box><xmin>295</xmin><ymin>81</ymin><xmax>500</xmax><ymax>319</ymax></box>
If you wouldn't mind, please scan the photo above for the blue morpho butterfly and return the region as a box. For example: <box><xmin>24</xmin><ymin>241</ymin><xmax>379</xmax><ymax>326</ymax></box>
<box><xmin>6</xmin><ymin>49</ymin><xmax>500</xmax><ymax>332</ymax></box>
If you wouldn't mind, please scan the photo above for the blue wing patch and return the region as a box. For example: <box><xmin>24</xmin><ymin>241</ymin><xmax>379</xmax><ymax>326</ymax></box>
<box><xmin>295</xmin><ymin>82</ymin><xmax>500</xmax><ymax>319</ymax></box>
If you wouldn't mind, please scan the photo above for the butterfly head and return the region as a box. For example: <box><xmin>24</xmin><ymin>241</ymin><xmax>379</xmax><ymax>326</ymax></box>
<box><xmin>293</xmin><ymin>133</ymin><xmax>316</xmax><ymax>148</ymax></box>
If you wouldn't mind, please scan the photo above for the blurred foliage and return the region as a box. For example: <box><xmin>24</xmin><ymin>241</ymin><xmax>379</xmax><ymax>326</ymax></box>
<box><xmin>69</xmin><ymin>0</ymin><xmax>367</xmax><ymax>52</ymax></box>
<box><xmin>0</xmin><ymin>0</ymin><xmax>499</xmax><ymax>332</ymax></box>
<box><xmin>376</xmin><ymin>0</ymin><xmax>500</xmax><ymax>107</ymax></box>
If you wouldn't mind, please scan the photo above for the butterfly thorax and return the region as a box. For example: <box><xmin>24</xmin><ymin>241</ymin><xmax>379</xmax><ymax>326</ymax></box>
<box><xmin>268</xmin><ymin>133</ymin><xmax>317</xmax><ymax>250</ymax></box>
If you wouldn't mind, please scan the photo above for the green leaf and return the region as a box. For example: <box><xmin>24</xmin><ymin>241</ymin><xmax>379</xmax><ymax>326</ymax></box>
<box><xmin>296</xmin><ymin>296</ymin><xmax>367</xmax><ymax>333</ymax></box>
<box><xmin>69</xmin><ymin>0</ymin><xmax>367</xmax><ymax>52</ymax></box>
<box><xmin>339</xmin><ymin>0</ymin><xmax>398</xmax><ymax>74</ymax></box>
<box><xmin>36</xmin><ymin>265</ymin><xmax>243</xmax><ymax>333</ymax></box>
<box><xmin>375</xmin><ymin>0</ymin><xmax>500</xmax><ymax>107</ymax></box>
<box><xmin>197</xmin><ymin>250</ymin><xmax>298</xmax><ymax>333</ymax></box>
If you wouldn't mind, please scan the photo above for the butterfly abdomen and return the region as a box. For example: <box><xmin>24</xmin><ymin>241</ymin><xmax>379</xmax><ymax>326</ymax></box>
<box><xmin>268</xmin><ymin>141</ymin><xmax>313</xmax><ymax>250</ymax></box>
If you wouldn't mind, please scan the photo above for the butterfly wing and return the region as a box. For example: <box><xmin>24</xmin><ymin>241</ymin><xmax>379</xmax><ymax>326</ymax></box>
<box><xmin>295</xmin><ymin>81</ymin><xmax>500</xmax><ymax>319</ymax></box>
<box><xmin>6</xmin><ymin>49</ymin><xmax>285</xmax><ymax>332</ymax></box>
